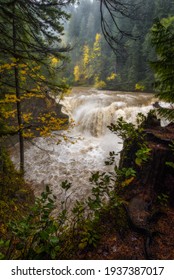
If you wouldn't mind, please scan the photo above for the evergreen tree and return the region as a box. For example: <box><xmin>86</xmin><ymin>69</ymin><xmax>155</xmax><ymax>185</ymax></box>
<box><xmin>64</xmin><ymin>0</ymin><xmax>174</xmax><ymax>91</ymax></box>
<box><xmin>0</xmin><ymin>0</ymin><xmax>76</xmax><ymax>172</ymax></box>
<box><xmin>150</xmin><ymin>16</ymin><xmax>174</xmax><ymax>120</ymax></box>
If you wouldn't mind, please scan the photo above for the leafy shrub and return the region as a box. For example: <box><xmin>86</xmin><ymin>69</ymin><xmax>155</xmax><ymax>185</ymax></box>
<box><xmin>94</xmin><ymin>77</ymin><xmax>106</xmax><ymax>89</ymax></box>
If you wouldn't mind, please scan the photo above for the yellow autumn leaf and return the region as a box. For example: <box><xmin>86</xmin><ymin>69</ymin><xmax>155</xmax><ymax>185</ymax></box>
<box><xmin>135</xmin><ymin>83</ymin><xmax>145</xmax><ymax>92</ymax></box>
<box><xmin>20</xmin><ymin>70</ymin><xmax>27</xmax><ymax>75</ymax></box>
<box><xmin>121</xmin><ymin>177</ymin><xmax>135</xmax><ymax>187</ymax></box>
<box><xmin>2</xmin><ymin>109</ymin><xmax>17</xmax><ymax>119</ymax></box>
<box><xmin>22</xmin><ymin>113</ymin><xmax>32</xmax><ymax>123</ymax></box>
<box><xmin>23</xmin><ymin>131</ymin><xmax>34</xmax><ymax>138</ymax></box>
<box><xmin>95</xmin><ymin>33</ymin><xmax>101</xmax><ymax>42</ymax></box>
<box><xmin>51</xmin><ymin>57</ymin><xmax>59</xmax><ymax>65</ymax></box>
<box><xmin>1</xmin><ymin>63</ymin><xmax>12</xmax><ymax>70</ymax></box>
<box><xmin>10</xmin><ymin>57</ymin><xmax>19</xmax><ymax>63</ymax></box>
<box><xmin>39</xmin><ymin>75</ymin><xmax>46</xmax><ymax>81</ymax></box>
<box><xmin>41</xmin><ymin>117</ymin><xmax>46</xmax><ymax>122</ymax></box>
<box><xmin>74</xmin><ymin>65</ymin><xmax>80</xmax><ymax>82</ymax></box>
<box><xmin>21</xmin><ymin>76</ymin><xmax>26</xmax><ymax>82</ymax></box>
<box><xmin>83</xmin><ymin>45</ymin><xmax>90</xmax><ymax>66</ymax></box>
<box><xmin>107</xmin><ymin>72</ymin><xmax>117</xmax><ymax>81</ymax></box>
<box><xmin>0</xmin><ymin>224</ymin><xmax>6</xmax><ymax>234</ymax></box>
<box><xmin>32</xmin><ymin>65</ymin><xmax>41</xmax><ymax>71</ymax></box>
<box><xmin>19</xmin><ymin>63</ymin><xmax>27</xmax><ymax>68</ymax></box>
<box><xmin>1</xmin><ymin>94</ymin><xmax>20</xmax><ymax>103</ymax></box>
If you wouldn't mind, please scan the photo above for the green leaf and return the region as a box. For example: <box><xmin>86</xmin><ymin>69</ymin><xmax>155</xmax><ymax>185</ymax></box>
<box><xmin>0</xmin><ymin>253</ymin><xmax>5</xmax><ymax>260</ymax></box>
<box><xmin>61</xmin><ymin>180</ymin><xmax>72</xmax><ymax>191</ymax></box>
<box><xmin>78</xmin><ymin>242</ymin><xmax>87</xmax><ymax>250</ymax></box>
<box><xmin>49</xmin><ymin>236</ymin><xmax>59</xmax><ymax>244</ymax></box>
<box><xmin>40</xmin><ymin>231</ymin><xmax>49</xmax><ymax>240</ymax></box>
<box><xmin>34</xmin><ymin>246</ymin><xmax>45</xmax><ymax>254</ymax></box>
<box><xmin>51</xmin><ymin>250</ymin><xmax>56</xmax><ymax>259</ymax></box>
<box><xmin>135</xmin><ymin>157</ymin><xmax>142</xmax><ymax>166</ymax></box>
<box><xmin>54</xmin><ymin>245</ymin><xmax>60</xmax><ymax>252</ymax></box>
<box><xmin>0</xmin><ymin>239</ymin><xmax>5</xmax><ymax>246</ymax></box>
<box><xmin>5</xmin><ymin>240</ymin><xmax>10</xmax><ymax>247</ymax></box>
<box><xmin>166</xmin><ymin>161</ymin><xmax>174</xmax><ymax>169</ymax></box>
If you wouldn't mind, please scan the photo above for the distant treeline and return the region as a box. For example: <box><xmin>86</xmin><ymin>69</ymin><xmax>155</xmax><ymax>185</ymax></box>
<box><xmin>63</xmin><ymin>0</ymin><xmax>174</xmax><ymax>91</ymax></box>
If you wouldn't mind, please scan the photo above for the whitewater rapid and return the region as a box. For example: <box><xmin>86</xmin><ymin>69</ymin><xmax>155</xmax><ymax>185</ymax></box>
<box><xmin>11</xmin><ymin>88</ymin><xmax>155</xmax><ymax>207</ymax></box>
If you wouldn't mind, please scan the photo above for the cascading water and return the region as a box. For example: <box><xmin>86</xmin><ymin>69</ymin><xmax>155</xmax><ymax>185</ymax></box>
<box><xmin>11</xmin><ymin>88</ymin><xmax>155</xmax><ymax>207</ymax></box>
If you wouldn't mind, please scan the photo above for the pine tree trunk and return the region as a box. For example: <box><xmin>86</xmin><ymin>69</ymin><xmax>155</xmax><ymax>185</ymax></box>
<box><xmin>14</xmin><ymin>67</ymin><xmax>24</xmax><ymax>173</ymax></box>
<box><xmin>13</xmin><ymin>5</ymin><xmax>24</xmax><ymax>174</ymax></box>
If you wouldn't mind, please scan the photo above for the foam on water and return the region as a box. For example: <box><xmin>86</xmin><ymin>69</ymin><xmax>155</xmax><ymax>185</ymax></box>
<box><xmin>11</xmin><ymin>88</ymin><xmax>155</xmax><ymax>207</ymax></box>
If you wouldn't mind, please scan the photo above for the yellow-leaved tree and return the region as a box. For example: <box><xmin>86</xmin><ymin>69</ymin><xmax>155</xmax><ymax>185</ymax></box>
<box><xmin>0</xmin><ymin>60</ymin><xmax>68</xmax><ymax>138</ymax></box>
<box><xmin>73</xmin><ymin>65</ymin><xmax>80</xmax><ymax>82</ymax></box>
<box><xmin>83</xmin><ymin>45</ymin><xmax>90</xmax><ymax>67</ymax></box>
<box><xmin>0</xmin><ymin>0</ymin><xmax>75</xmax><ymax>173</ymax></box>
<box><xmin>92</xmin><ymin>33</ymin><xmax>102</xmax><ymax>57</ymax></box>
<box><xmin>83</xmin><ymin>45</ymin><xmax>92</xmax><ymax>81</ymax></box>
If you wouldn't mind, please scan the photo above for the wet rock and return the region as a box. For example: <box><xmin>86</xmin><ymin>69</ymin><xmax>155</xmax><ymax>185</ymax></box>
<box><xmin>128</xmin><ymin>196</ymin><xmax>150</xmax><ymax>226</ymax></box>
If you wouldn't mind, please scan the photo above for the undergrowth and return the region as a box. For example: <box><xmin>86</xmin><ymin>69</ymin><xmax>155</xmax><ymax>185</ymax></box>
<box><xmin>0</xmin><ymin>146</ymin><xmax>34</xmax><ymax>258</ymax></box>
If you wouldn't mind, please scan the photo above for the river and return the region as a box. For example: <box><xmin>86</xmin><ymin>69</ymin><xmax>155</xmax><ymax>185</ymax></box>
<box><xmin>11</xmin><ymin>87</ymin><xmax>156</xmax><ymax>207</ymax></box>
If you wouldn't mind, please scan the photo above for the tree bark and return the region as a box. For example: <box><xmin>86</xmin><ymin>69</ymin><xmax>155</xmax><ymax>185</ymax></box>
<box><xmin>12</xmin><ymin>4</ymin><xmax>24</xmax><ymax>174</ymax></box>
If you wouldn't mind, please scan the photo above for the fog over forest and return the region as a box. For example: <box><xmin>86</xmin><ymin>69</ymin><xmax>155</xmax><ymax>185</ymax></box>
<box><xmin>61</xmin><ymin>0</ymin><xmax>174</xmax><ymax>91</ymax></box>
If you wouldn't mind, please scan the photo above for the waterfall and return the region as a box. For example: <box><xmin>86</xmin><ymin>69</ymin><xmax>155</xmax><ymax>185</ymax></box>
<box><xmin>11</xmin><ymin>88</ymin><xmax>155</xmax><ymax>208</ymax></box>
<box><xmin>60</xmin><ymin>89</ymin><xmax>154</xmax><ymax>137</ymax></box>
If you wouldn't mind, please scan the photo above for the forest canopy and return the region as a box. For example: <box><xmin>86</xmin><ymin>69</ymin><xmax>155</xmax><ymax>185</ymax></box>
<box><xmin>63</xmin><ymin>0</ymin><xmax>174</xmax><ymax>91</ymax></box>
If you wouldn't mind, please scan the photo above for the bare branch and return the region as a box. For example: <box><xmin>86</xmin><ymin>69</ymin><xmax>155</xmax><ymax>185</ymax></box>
<box><xmin>100</xmin><ymin>0</ymin><xmax>142</xmax><ymax>54</ymax></box>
